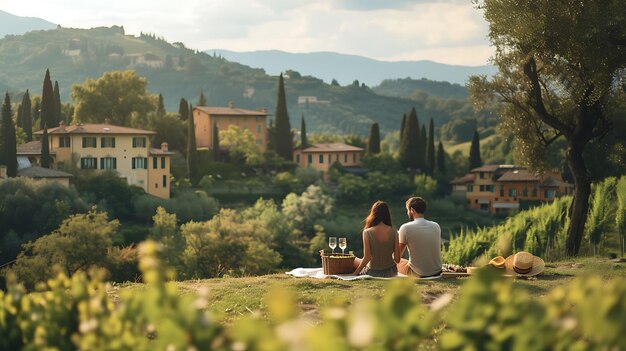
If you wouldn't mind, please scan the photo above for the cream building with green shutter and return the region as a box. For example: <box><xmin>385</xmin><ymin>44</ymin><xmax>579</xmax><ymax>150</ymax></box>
<box><xmin>22</xmin><ymin>121</ymin><xmax>173</xmax><ymax>199</ymax></box>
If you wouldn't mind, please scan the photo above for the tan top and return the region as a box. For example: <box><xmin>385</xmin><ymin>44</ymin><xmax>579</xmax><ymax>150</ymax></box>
<box><xmin>366</xmin><ymin>227</ymin><xmax>397</xmax><ymax>270</ymax></box>
<box><xmin>399</xmin><ymin>218</ymin><xmax>442</xmax><ymax>276</ymax></box>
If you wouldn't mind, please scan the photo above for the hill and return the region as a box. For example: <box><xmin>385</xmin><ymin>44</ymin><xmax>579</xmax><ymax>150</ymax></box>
<box><xmin>0</xmin><ymin>10</ymin><xmax>57</xmax><ymax>37</ymax></box>
<box><xmin>372</xmin><ymin>77</ymin><xmax>469</xmax><ymax>100</ymax></box>
<box><xmin>210</xmin><ymin>49</ymin><xmax>497</xmax><ymax>87</ymax></box>
<box><xmin>0</xmin><ymin>26</ymin><xmax>496</xmax><ymax>138</ymax></box>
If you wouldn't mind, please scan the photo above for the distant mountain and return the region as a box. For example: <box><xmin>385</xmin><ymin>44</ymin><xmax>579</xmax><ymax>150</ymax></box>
<box><xmin>0</xmin><ymin>26</ymin><xmax>495</xmax><ymax>139</ymax></box>
<box><xmin>0</xmin><ymin>10</ymin><xmax>57</xmax><ymax>37</ymax></box>
<box><xmin>208</xmin><ymin>49</ymin><xmax>496</xmax><ymax>86</ymax></box>
<box><xmin>373</xmin><ymin>77</ymin><xmax>469</xmax><ymax>100</ymax></box>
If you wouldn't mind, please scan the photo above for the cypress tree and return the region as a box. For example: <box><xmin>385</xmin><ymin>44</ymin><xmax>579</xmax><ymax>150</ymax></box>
<box><xmin>16</xmin><ymin>104</ymin><xmax>22</xmax><ymax>128</ymax></box>
<box><xmin>273</xmin><ymin>73</ymin><xmax>293</xmax><ymax>160</ymax></box>
<box><xmin>22</xmin><ymin>90</ymin><xmax>32</xmax><ymax>141</ymax></box>
<box><xmin>266</xmin><ymin>119</ymin><xmax>275</xmax><ymax>152</ymax></box>
<box><xmin>398</xmin><ymin>108</ymin><xmax>419</xmax><ymax>169</ymax></box>
<box><xmin>426</xmin><ymin>118</ymin><xmax>436</xmax><ymax>174</ymax></box>
<box><xmin>178</xmin><ymin>98</ymin><xmax>189</xmax><ymax>121</ymax></box>
<box><xmin>157</xmin><ymin>93</ymin><xmax>166</xmax><ymax>117</ymax></box>
<box><xmin>469</xmin><ymin>129</ymin><xmax>482</xmax><ymax>170</ymax></box>
<box><xmin>400</xmin><ymin>113</ymin><xmax>407</xmax><ymax>143</ymax></box>
<box><xmin>300</xmin><ymin>114</ymin><xmax>308</xmax><ymax>149</ymax></box>
<box><xmin>32</xmin><ymin>99</ymin><xmax>40</xmax><ymax>131</ymax></box>
<box><xmin>1</xmin><ymin>92</ymin><xmax>17</xmax><ymax>176</ymax></box>
<box><xmin>41</xmin><ymin>122</ymin><xmax>50</xmax><ymax>168</ymax></box>
<box><xmin>40</xmin><ymin>69</ymin><xmax>54</xmax><ymax>129</ymax></box>
<box><xmin>366</xmin><ymin>122</ymin><xmax>380</xmax><ymax>154</ymax></box>
<box><xmin>212</xmin><ymin>122</ymin><xmax>220</xmax><ymax>161</ymax></box>
<box><xmin>418</xmin><ymin>123</ymin><xmax>427</xmax><ymax>171</ymax></box>
<box><xmin>53</xmin><ymin>80</ymin><xmax>62</xmax><ymax>126</ymax></box>
<box><xmin>436</xmin><ymin>141</ymin><xmax>446</xmax><ymax>173</ymax></box>
<box><xmin>198</xmin><ymin>91</ymin><xmax>207</xmax><ymax>106</ymax></box>
<box><xmin>187</xmin><ymin>108</ymin><xmax>198</xmax><ymax>183</ymax></box>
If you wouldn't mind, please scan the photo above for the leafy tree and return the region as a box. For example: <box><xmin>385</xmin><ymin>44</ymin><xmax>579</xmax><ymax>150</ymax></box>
<box><xmin>414</xmin><ymin>174</ymin><xmax>438</xmax><ymax>199</ymax></box>
<box><xmin>272</xmin><ymin>74</ymin><xmax>293</xmax><ymax>160</ymax></box>
<box><xmin>469</xmin><ymin>129</ymin><xmax>482</xmax><ymax>170</ymax></box>
<box><xmin>198</xmin><ymin>91</ymin><xmax>206</xmax><ymax>106</ymax></box>
<box><xmin>212</xmin><ymin>122</ymin><xmax>219</xmax><ymax>161</ymax></box>
<box><xmin>16</xmin><ymin>104</ymin><xmax>22</xmax><ymax>128</ymax></box>
<box><xmin>150</xmin><ymin>207</ymin><xmax>183</xmax><ymax>270</ymax></box>
<box><xmin>300</xmin><ymin>114</ymin><xmax>308</xmax><ymax>149</ymax></box>
<box><xmin>71</xmin><ymin>70</ymin><xmax>156</xmax><ymax>127</ymax></box>
<box><xmin>331</xmin><ymin>79</ymin><xmax>340</xmax><ymax>86</ymax></box>
<box><xmin>53</xmin><ymin>80</ymin><xmax>62</xmax><ymax>126</ymax></box>
<box><xmin>366</xmin><ymin>122</ymin><xmax>381</xmax><ymax>154</ymax></box>
<box><xmin>20</xmin><ymin>90</ymin><xmax>33</xmax><ymax>140</ymax></box>
<box><xmin>281</xmin><ymin>185</ymin><xmax>334</xmax><ymax>237</ymax></box>
<box><xmin>40</xmin><ymin>122</ymin><xmax>50</xmax><ymax>168</ymax></box>
<box><xmin>436</xmin><ymin>141</ymin><xmax>446</xmax><ymax>173</ymax></box>
<box><xmin>178</xmin><ymin>97</ymin><xmax>189</xmax><ymax>121</ymax></box>
<box><xmin>74</xmin><ymin>171</ymin><xmax>137</xmax><ymax>220</ymax></box>
<box><xmin>426</xmin><ymin>118</ymin><xmax>436</xmax><ymax>174</ymax></box>
<box><xmin>40</xmin><ymin>69</ymin><xmax>54</xmax><ymax>129</ymax></box>
<box><xmin>1</xmin><ymin>92</ymin><xmax>17</xmax><ymax>177</ymax></box>
<box><xmin>9</xmin><ymin>209</ymin><xmax>118</xmax><ymax>289</ymax></box>
<box><xmin>219</xmin><ymin>125</ymin><xmax>261</xmax><ymax>164</ymax></box>
<box><xmin>31</xmin><ymin>98</ymin><xmax>40</xmax><ymax>132</ymax></box>
<box><xmin>150</xmin><ymin>112</ymin><xmax>187</xmax><ymax>153</ymax></box>
<box><xmin>469</xmin><ymin>0</ymin><xmax>626</xmax><ymax>255</ymax></box>
<box><xmin>616</xmin><ymin>176</ymin><xmax>626</xmax><ymax>257</ymax></box>
<box><xmin>187</xmin><ymin>108</ymin><xmax>198</xmax><ymax>184</ymax></box>
<box><xmin>398</xmin><ymin>107</ymin><xmax>419</xmax><ymax>169</ymax></box>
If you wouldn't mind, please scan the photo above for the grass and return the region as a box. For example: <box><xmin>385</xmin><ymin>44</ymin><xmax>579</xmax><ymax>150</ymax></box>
<box><xmin>444</xmin><ymin>134</ymin><xmax>498</xmax><ymax>155</ymax></box>
<box><xmin>112</xmin><ymin>256</ymin><xmax>626</xmax><ymax>323</ymax></box>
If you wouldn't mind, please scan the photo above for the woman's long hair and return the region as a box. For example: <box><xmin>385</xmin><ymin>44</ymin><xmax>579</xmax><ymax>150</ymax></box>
<box><xmin>364</xmin><ymin>200</ymin><xmax>392</xmax><ymax>229</ymax></box>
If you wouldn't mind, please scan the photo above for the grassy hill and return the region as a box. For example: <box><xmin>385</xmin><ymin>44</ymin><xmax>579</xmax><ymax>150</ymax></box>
<box><xmin>372</xmin><ymin>77</ymin><xmax>469</xmax><ymax>100</ymax></box>
<box><xmin>0</xmin><ymin>26</ymin><xmax>497</xmax><ymax>137</ymax></box>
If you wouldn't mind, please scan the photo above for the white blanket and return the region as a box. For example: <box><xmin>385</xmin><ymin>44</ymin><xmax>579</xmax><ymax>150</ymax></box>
<box><xmin>285</xmin><ymin>268</ymin><xmax>442</xmax><ymax>281</ymax></box>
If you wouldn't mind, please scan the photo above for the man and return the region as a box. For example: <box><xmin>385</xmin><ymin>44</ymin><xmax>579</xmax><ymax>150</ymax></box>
<box><xmin>397</xmin><ymin>196</ymin><xmax>442</xmax><ymax>277</ymax></box>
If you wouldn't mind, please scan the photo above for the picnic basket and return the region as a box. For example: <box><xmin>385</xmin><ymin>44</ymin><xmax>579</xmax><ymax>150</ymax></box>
<box><xmin>320</xmin><ymin>250</ymin><xmax>355</xmax><ymax>275</ymax></box>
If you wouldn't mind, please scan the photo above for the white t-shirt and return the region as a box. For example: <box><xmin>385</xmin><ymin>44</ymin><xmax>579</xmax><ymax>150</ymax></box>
<box><xmin>398</xmin><ymin>218</ymin><xmax>442</xmax><ymax>276</ymax></box>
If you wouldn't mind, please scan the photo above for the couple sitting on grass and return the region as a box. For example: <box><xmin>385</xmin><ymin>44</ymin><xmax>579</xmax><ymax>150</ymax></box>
<box><xmin>352</xmin><ymin>197</ymin><xmax>442</xmax><ymax>278</ymax></box>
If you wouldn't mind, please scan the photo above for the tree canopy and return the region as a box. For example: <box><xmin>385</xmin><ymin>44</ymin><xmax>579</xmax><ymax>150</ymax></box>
<box><xmin>469</xmin><ymin>0</ymin><xmax>626</xmax><ymax>255</ymax></box>
<box><xmin>71</xmin><ymin>70</ymin><xmax>156</xmax><ymax>127</ymax></box>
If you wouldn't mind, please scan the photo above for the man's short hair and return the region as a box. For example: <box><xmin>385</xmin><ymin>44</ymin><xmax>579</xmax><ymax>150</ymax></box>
<box><xmin>406</xmin><ymin>196</ymin><xmax>427</xmax><ymax>214</ymax></box>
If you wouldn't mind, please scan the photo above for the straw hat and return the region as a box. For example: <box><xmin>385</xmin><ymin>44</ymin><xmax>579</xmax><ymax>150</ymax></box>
<box><xmin>488</xmin><ymin>256</ymin><xmax>506</xmax><ymax>268</ymax></box>
<box><xmin>504</xmin><ymin>251</ymin><xmax>545</xmax><ymax>277</ymax></box>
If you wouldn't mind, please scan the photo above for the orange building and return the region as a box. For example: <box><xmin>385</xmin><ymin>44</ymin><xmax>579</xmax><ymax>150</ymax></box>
<box><xmin>192</xmin><ymin>103</ymin><xmax>268</xmax><ymax>152</ymax></box>
<box><xmin>21</xmin><ymin>121</ymin><xmax>173</xmax><ymax>199</ymax></box>
<box><xmin>451</xmin><ymin>165</ymin><xmax>572</xmax><ymax>215</ymax></box>
<box><xmin>292</xmin><ymin>143</ymin><xmax>364</xmax><ymax>179</ymax></box>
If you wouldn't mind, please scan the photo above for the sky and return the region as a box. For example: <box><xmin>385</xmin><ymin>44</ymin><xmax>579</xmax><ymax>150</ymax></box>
<box><xmin>0</xmin><ymin>0</ymin><xmax>495</xmax><ymax>66</ymax></box>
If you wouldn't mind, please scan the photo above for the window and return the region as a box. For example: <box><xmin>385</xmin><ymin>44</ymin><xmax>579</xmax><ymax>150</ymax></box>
<box><xmin>256</xmin><ymin>139</ymin><xmax>262</xmax><ymax>145</ymax></box>
<box><xmin>132</xmin><ymin>137</ymin><xmax>146</xmax><ymax>148</ymax></box>
<box><xmin>160</xmin><ymin>157</ymin><xmax>166</xmax><ymax>169</ymax></box>
<box><xmin>532</xmin><ymin>187</ymin><xmax>538</xmax><ymax>197</ymax></box>
<box><xmin>163</xmin><ymin>175</ymin><xmax>167</xmax><ymax>188</ymax></box>
<box><xmin>523</xmin><ymin>187</ymin><xmax>528</xmax><ymax>196</ymax></box>
<box><xmin>101</xmin><ymin>137</ymin><xmax>116</xmax><ymax>148</ymax></box>
<box><xmin>480</xmin><ymin>185</ymin><xmax>495</xmax><ymax>192</ymax></box>
<box><xmin>509</xmin><ymin>188</ymin><xmax>518</xmax><ymax>197</ymax></box>
<box><xmin>353</xmin><ymin>153</ymin><xmax>356</xmax><ymax>162</ymax></box>
<box><xmin>257</xmin><ymin>124</ymin><xmax>262</xmax><ymax>133</ymax></box>
<box><xmin>100</xmin><ymin>157</ymin><xmax>117</xmax><ymax>170</ymax></box>
<box><xmin>80</xmin><ymin>157</ymin><xmax>97</xmax><ymax>169</ymax></box>
<box><xmin>328</xmin><ymin>154</ymin><xmax>332</xmax><ymax>163</ymax></box>
<box><xmin>59</xmin><ymin>136</ymin><xmax>70</xmax><ymax>148</ymax></box>
<box><xmin>307</xmin><ymin>154</ymin><xmax>312</xmax><ymax>165</ymax></box>
<box><xmin>319</xmin><ymin>155</ymin><xmax>324</xmax><ymax>164</ymax></box>
<box><xmin>132</xmin><ymin>157</ymin><xmax>147</xmax><ymax>169</ymax></box>
<box><xmin>500</xmin><ymin>186</ymin><xmax>504</xmax><ymax>196</ymax></box>
<box><xmin>467</xmin><ymin>184</ymin><xmax>474</xmax><ymax>192</ymax></box>
<box><xmin>480</xmin><ymin>172</ymin><xmax>485</xmax><ymax>179</ymax></box>
<box><xmin>544</xmin><ymin>189</ymin><xmax>556</xmax><ymax>199</ymax></box>
<box><xmin>296</xmin><ymin>154</ymin><xmax>300</xmax><ymax>163</ymax></box>
<box><xmin>344</xmin><ymin>154</ymin><xmax>348</xmax><ymax>163</ymax></box>
<box><xmin>82</xmin><ymin>137</ymin><xmax>96</xmax><ymax>148</ymax></box>
<box><xmin>336</xmin><ymin>154</ymin><xmax>339</xmax><ymax>161</ymax></box>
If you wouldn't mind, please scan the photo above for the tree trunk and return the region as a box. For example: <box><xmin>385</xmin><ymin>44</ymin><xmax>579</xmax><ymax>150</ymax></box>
<box><xmin>565</xmin><ymin>145</ymin><xmax>592</xmax><ymax>256</ymax></box>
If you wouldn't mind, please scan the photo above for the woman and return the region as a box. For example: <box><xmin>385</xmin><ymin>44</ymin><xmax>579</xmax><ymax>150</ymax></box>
<box><xmin>352</xmin><ymin>200</ymin><xmax>401</xmax><ymax>277</ymax></box>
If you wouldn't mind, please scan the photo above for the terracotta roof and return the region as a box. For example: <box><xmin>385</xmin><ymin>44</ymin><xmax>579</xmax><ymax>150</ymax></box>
<box><xmin>299</xmin><ymin>143</ymin><xmax>364</xmax><ymax>153</ymax></box>
<box><xmin>450</xmin><ymin>173</ymin><xmax>475</xmax><ymax>184</ymax></box>
<box><xmin>34</xmin><ymin>124</ymin><xmax>156</xmax><ymax>135</ymax></box>
<box><xmin>17</xmin><ymin>166</ymin><xmax>73</xmax><ymax>179</ymax></box>
<box><xmin>17</xmin><ymin>141</ymin><xmax>44</xmax><ymax>155</ymax></box>
<box><xmin>149</xmin><ymin>148</ymin><xmax>175</xmax><ymax>156</ymax></box>
<box><xmin>194</xmin><ymin>106</ymin><xmax>268</xmax><ymax>116</ymax></box>
<box><xmin>497</xmin><ymin>169</ymin><xmax>540</xmax><ymax>182</ymax></box>
<box><xmin>542</xmin><ymin>177</ymin><xmax>573</xmax><ymax>188</ymax></box>
<box><xmin>470</xmin><ymin>164</ymin><xmax>516</xmax><ymax>173</ymax></box>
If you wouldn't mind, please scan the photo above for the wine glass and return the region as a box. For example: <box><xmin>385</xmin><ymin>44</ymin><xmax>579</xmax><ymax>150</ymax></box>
<box><xmin>338</xmin><ymin>237</ymin><xmax>347</xmax><ymax>254</ymax></box>
<box><xmin>328</xmin><ymin>237</ymin><xmax>337</xmax><ymax>254</ymax></box>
